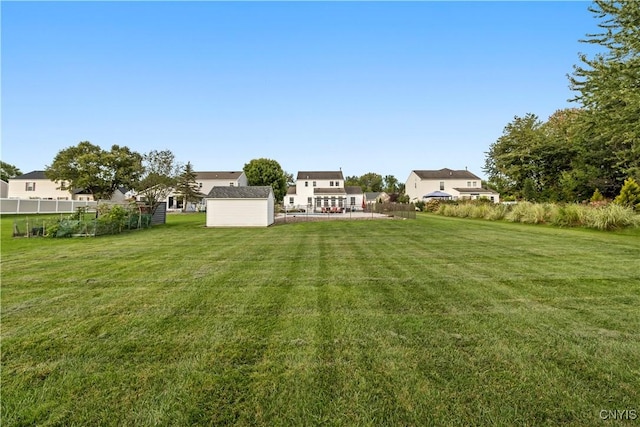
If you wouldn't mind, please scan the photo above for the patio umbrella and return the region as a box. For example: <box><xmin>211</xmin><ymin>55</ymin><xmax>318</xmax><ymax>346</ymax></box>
<box><xmin>423</xmin><ymin>191</ymin><xmax>452</xmax><ymax>199</ymax></box>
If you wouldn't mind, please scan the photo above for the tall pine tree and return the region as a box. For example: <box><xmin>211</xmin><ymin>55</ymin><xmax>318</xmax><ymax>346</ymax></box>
<box><xmin>569</xmin><ymin>0</ymin><xmax>640</xmax><ymax>190</ymax></box>
<box><xmin>174</xmin><ymin>162</ymin><xmax>201</xmax><ymax>212</ymax></box>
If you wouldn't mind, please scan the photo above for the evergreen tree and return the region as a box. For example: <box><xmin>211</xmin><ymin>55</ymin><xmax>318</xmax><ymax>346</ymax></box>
<box><xmin>569</xmin><ymin>0</ymin><xmax>640</xmax><ymax>187</ymax></box>
<box><xmin>614</xmin><ymin>177</ymin><xmax>640</xmax><ymax>210</ymax></box>
<box><xmin>174</xmin><ymin>162</ymin><xmax>201</xmax><ymax>212</ymax></box>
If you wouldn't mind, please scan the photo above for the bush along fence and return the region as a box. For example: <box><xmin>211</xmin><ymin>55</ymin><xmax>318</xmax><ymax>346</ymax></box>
<box><xmin>366</xmin><ymin>202</ymin><xmax>417</xmax><ymax>219</ymax></box>
<box><xmin>429</xmin><ymin>199</ymin><xmax>639</xmax><ymax>231</ymax></box>
<box><xmin>12</xmin><ymin>204</ymin><xmax>153</xmax><ymax>238</ymax></box>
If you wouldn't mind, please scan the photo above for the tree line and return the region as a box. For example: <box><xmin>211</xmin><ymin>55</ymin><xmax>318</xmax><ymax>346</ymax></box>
<box><xmin>484</xmin><ymin>1</ymin><xmax>639</xmax><ymax>202</ymax></box>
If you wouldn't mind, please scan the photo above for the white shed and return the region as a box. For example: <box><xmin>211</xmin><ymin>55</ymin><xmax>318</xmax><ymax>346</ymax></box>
<box><xmin>205</xmin><ymin>186</ymin><xmax>275</xmax><ymax>227</ymax></box>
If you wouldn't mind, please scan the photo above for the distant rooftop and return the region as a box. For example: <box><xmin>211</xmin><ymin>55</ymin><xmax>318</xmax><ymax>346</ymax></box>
<box><xmin>413</xmin><ymin>168</ymin><xmax>482</xmax><ymax>180</ymax></box>
<box><xmin>296</xmin><ymin>171</ymin><xmax>344</xmax><ymax>180</ymax></box>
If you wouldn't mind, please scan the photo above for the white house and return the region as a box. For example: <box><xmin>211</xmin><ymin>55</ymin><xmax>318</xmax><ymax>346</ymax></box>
<box><xmin>284</xmin><ymin>171</ymin><xmax>364</xmax><ymax>212</ymax></box>
<box><xmin>166</xmin><ymin>171</ymin><xmax>248</xmax><ymax>210</ymax></box>
<box><xmin>7</xmin><ymin>170</ymin><xmax>129</xmax><ymax>202</ymax></box>
<box><xmin>405</xmin><ymin>168</ymin><xmax>500</xmax><ymax>203</ymax></box>
<box><xmin>205</xmin><ymin>186</ymin><xmax>274</xmax><ymax>227</ymax></box>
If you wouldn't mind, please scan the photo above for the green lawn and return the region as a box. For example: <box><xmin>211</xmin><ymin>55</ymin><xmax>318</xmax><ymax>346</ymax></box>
<box><xmin>1</xmin><ymin>213</ymin><xmax>639</xmax><ymax>426</ymax></box>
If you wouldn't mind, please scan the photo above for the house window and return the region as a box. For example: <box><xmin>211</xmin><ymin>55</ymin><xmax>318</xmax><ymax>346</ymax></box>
<box><xmin>324</xmin><ymin>197</ymin><xmax>329</xmax><ymax>207</ymax></box>
<box><xmin>350</xmin><ymin>196</ymin><xmax>356</xmax><ymax>206</ymax></box>
<box><xmin>307</xmin><ymin>197</ymin><xmax>312</xmax><ymax>205</ymax></box>
<box><xmin>60</xmin><ymin>181</ymin><xmax>67</xmax><ymax>190</ymax></box>
<box><xmin>25</xmin><ymin>182</ymin><xmax>36</xmax><ymax>191</ymax></box>
<box><xmin>331</xmin><ymin>196</ymin><xmax>336</xmax><ymax>206</ymax></box>
<box><xmin>473</xmin><ymin>181</ymin><xmax>477</xmax><ymax>187</ymax></box>
<box><xmin>330</xmin><ymin>181</ymin><xmax>334</xmax><ymax>187</ymax></box>
<box><xmin>338</xmin><ymin>198</ymin><xmax>344</xmax><ymax>207</ymax></box>
<box><xmin>467</xmin><ymin>181</ymin><xmax>471</xmax><ymax>187</ymax></box>
<box><xmin>289</xmin><ymin>197</ymin><xmax>294</xmax><ymax>204</ymax></box>
<box><xmin>229</xmin><ymin>182</ymin><xmax>234</xmax><ymax>186</ymax></box>
<box><xmin>305</xmin><ymin>181</ymin><xmax>308</xmax><ymax>187</ymax></box>
<box><xmin>440</xmin><ymin>182</ymin><xmax>444</xmax><ymax>191</ymax></box>
<box><xmin>198</xmin><ymin>182</ymin><xmax>203</xmax><ymax>188</ymax></box>
<box><xmin>316</xmin><ymin>198</ymin><xmax>321</xmax><ymax>207</ymax></box>
<box><xmin>313</xmin><ymin>181</ymin><xmax>316</xmax><ymax>187</ymax></box>
<box><xmin>335</xmin><ymin>181</ymin><xmax>340</xmax><ymax>187</ymax></box>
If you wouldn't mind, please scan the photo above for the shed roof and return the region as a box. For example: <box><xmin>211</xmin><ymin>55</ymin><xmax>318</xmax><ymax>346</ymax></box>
<box><xmin>413</xmin><ymin>168</ymin><xmax>482</xmax><ymax>180</ymax></box>
<box><xmin>207</xmin><ymin>186</ymin><xmax>273</xmax><ymax>199</ymax></box>
<box><xmin>297</xmin><ymin>171</ymin><xmax>344</xmax><ymax>180</ymax></box>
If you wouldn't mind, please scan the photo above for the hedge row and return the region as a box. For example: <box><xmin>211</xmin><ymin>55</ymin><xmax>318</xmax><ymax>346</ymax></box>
<box><xmin>434</xmin><ymin>201</ymin><xmax>639</xmax><ymax>231</ymax></box>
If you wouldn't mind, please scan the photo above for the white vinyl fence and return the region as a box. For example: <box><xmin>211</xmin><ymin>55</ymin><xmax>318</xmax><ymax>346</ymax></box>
<box><xmin>0</xmin><ymin>198</ymin><xmax>98</xmax><ymax>214</ymax></box>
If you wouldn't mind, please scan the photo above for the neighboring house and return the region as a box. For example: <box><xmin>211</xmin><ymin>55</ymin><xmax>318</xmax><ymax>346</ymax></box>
<box><xmin>0</xmin><ymin>180</ymin><xmax>8</xmax><ymax>198</ymax></box>
<box><xmin>8</xmin><ymin>171</ymin><xmax>73</xmax><ymax>200</ymax></box>
<box><xmin>405</xmin><ymin>168</ymin><xmax>500</xmax><ymax>203</ymax></box>
<box><xmin>364</xmin><ymin>192</ymin><xmax>390</xmax><ymax>205</ymax></box>
<box><xmin>8</xmin><ymin>170</ymin><xmax>131</xmax><ymax>202</ymax></box>
<box><xmin>284</xmin><ymin>171</ymin><xmax>364</xmax><ymax>212</ymax></box>
<box><xmin>166</xmin><ymin>171</ymin><xmax>248</xmax><ymax>210</ymax></box>
<box><xmin>205</xmin><ymin>186</ymin><xmax>274</xmax><ymax>227</ymax></box>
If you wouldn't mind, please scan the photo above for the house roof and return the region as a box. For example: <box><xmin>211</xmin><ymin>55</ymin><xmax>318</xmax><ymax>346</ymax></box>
<box><xmin>286</xmin><ymin>186</ymin><xmax>296</xmax><ymax>195</ymax></box>
<box><xmin>413</xmin><ymin>168</ymin><xmax>482</xmax><ymax>180</ymax></box>
<box><xmin>345</xmin><ymin>186</ymin><xmax>363</xmax><ymax>195</ymax></box>
<box><xmin>453</xmin><ymin>187</ymin><xmax>498</xmax><ymax>194</ymax></box>
<box><xmin>196</xmin><ymin>171</ymin><xmax>244</xmax><ymax>180</ymax></box>
<box><xmin>207</xmin><ymin>186</ymin><xmax>273</xmax><ymax>199</ymax></box>
<box><xmin>13</xmin><ymin>170</ymin><xmax>48</xmax><ymax>180</ymax></box>
<box><xmin>364</xmin><ymin>191</ymin><xmax>388</xmax><ymax>200</ymax></box>
<box><xmin>314</xmin><ymin>188</ymin><xmax>347</xmax><ymax>195</ymax></box>
<box><xmin>297</xmin><ymin>171</ymin><xmax>344</xmax><ymax>180</ymax></box>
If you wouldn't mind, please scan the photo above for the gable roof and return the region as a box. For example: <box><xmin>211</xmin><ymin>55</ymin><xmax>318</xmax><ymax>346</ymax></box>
<box><xmin>314</xmin><ymin>188</ymin><xmax>347</xmax><ymax>195</ymax></box>
<box><xmin>196</xmin><ymin>171</ymin><xmax>244</xmax><ymax>180</ymax></box>
<box><xmin>297</xmin><ymin>171</ymin><xmax>344</xmax><ymax>180</ymax></box>
<box><xmin>207</xmin><ymin>186</ymin><xmax>273</xmax><ymax>199</ymax></box>
<box><xmin>13</xmin><ymin>170</ymin><xmax>48</xmax><ymax>180</ymax></box>
<box><xmin>345</xmin><ymin>186</ymin><xmax>363</xmax><ymax>195</ymax></box>
<box><xmin>413</xmin><ymin>168</ymin><xmax>482</xmax><ymax>180</ymax></box>
<box><xmin>453</xmin><ymin>187</ymin><xmax>498</xmax><ymax>194</ymax></box>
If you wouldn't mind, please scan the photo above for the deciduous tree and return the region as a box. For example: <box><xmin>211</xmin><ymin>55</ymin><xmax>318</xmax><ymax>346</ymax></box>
<box><xmin>243</xmin><ymin>158</ymin><xmax>287</xmax><ymax>202</ymax></box>
<box><xmin>46</xmin><ymin>141</ymin><xmax>143</xmax><ymax>200</ymax></box>
<box><xmin>0</xmin><ymin>161</ymin><xmax>22</xmax><ymax>181</ymax></box>
<box><xmin>136</xmin><ymin>150</ymin><xmax>180</xmax><ymax>214</ymax></box>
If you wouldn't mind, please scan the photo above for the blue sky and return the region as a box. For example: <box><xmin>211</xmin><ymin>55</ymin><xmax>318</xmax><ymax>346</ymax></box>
<box><xmin>2</xmin><ymin>1</ymin><xmax>602</xmax><ymax>182</ymax></box>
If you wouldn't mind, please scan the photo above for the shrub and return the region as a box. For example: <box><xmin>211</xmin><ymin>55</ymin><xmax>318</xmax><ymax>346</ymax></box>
<box><xmin>553</xmin><ymin>204</ymin><xmax>586</xmax><ymax>227</ymax></box>
<box><xmin>584</xmin><ymin>204</ymin><xmax>639</xmax><ymax>230</ymax></box>
<box><xmin>614</xmin><ymin>177</ymin><xmax>640</xmax><ymax>211</ymax></box>
<box><xmin>590</xmin><ymin>188</ymin><xmax>604</xmax><ymax>203</ymax></box>
<box><xmin>485</xmin><ymin>204</ymin><xmax>510</xmax><ymax>220</ymax></box>
<box><xmin>505</xmin><ymin>201</ymin><xmax>533</xmax><ymax>223</ymax></box>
